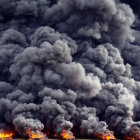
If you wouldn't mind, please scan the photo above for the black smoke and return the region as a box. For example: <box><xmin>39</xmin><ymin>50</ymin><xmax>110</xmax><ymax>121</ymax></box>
<box><xmin>0</xmin><ymin>0</ymin><xmax>140</xmax><ymax>139</ymax></box>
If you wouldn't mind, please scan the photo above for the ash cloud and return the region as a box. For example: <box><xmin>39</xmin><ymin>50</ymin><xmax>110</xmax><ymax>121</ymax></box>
<box><xmin>0</xmin><ymin>0</ymin><xmax>140</xmax><ymax>139</ymax></box>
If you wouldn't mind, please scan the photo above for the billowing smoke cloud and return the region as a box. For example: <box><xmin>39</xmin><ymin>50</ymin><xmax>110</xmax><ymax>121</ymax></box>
<box><xmin>0</xmin><ymin>0</ymin><xmax>140</xmax><ymax>139</ymax></box>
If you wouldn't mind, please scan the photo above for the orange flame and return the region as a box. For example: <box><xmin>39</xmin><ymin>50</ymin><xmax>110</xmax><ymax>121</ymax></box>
<box><xmin>96</xmin><ymin>131</ymin><xmax>116</xmax><ymax>140</ymax></box>
<box><xmin>0</xmin><ymin>130</ymin><xmax>13</xmax><ymax>140</ymax></box>
<box><xmin>125</xmin><ymin>129</ymin><xmax>140</xmax><ymax>140</ymax></box>
<box><xmin>26</xmin><ymin>128</ymin><xmax>47</xmax><ymax>140</ymax></box>
<box><xmin>61</xmin><ymin>129</ymin><xmax>75</xmax><ymax>140</ymax></box>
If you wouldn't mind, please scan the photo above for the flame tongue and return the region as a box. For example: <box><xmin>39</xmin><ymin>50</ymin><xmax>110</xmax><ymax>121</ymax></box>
<box><xmin>0</xmin><ymin>130</ymin><xmax>13</xmax><ymax>139</ymax></box>
<box><xmin>96</xmin><ymin>131</ymin><xmax>116</xmax><ymax>140</ymax></box>
<box><xmin>26</xmin><ymin>128</ymin><xmax>47</xmax><ymax>139</ymax></box>
<box><xmin>61</xmin><ymin>130</ymin><xmax>75</xmax><ymax>140</ymax></box>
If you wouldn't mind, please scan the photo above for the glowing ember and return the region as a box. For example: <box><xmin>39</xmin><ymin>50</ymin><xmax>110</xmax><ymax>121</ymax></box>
<box><xmin>125</xmin><ymin>138</ymin><xmax>135</xmax><ymax>140</ymax></box>
<box><xmin>53</xmin><ymin>134</ymin><xmax>58</xmax><ymax>137</ymax></box>
<box><xmin>125</xmin><ymin>129</ymin><xmax>140</xmax><ymax>140</ymax></box>
<box><xmin>96</xmin><ymin>131</ymin><xmax>116</xmax><ymax>140</ymax></box>
<box><xmin>61</xmin><ymin>129</ymin><xmax>75</xmax><ymax>140</ymax></box>
<box><xmin>26</xmin><ymin>128</ymin><xmax>47</xmax><ymax>139</ymax></box>
<box><xmin>0</xmin><ymin>130</ymin><xmax>13</xmax><ymax>140</ymax></box>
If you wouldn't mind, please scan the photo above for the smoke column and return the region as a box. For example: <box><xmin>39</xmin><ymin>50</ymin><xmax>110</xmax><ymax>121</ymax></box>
<box><xmin>0</xmin><ymin>0</ymin><xmax>140</xmax><ymax>139</ymax></box>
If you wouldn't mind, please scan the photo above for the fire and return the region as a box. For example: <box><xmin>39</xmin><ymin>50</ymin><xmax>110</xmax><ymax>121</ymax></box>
<box><xmin>96</xmin><ymin>131</ymin><xmax>116</xmax><ymax>140</ymax></box>
<box><xmin>0</xmin><ymin>130</ymin><xmax>13</xmax><ymax>140</ymax></box>
<box><xmin>125</xmin><ymin>138</ymin><xmax>135</xmax><ymax>140</ymax></box>
<box><xmin>26</xmin><ymin>128</ymin><xmax>47</xmax><ymax>140</ymax></box>
<box><xmin>125</xmin><ymin>129</ymin><xmax>140</xmax><ymax>140</ymax></box>
<box><xmin>61</xmin><ymin>129</ymin><xmax>75</xmax><ymax>140</ymax></box>
<box><xmin>53</xmin><ymin>134</ymin><xmax>58</xmax><ymax>137</ymax></box>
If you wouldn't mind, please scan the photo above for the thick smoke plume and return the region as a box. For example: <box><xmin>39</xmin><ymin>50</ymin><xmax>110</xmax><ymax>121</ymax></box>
<box><xmin>0</xmin><ymin>0</ymin><xmax>140</xmax><ymax>139</ymax></box>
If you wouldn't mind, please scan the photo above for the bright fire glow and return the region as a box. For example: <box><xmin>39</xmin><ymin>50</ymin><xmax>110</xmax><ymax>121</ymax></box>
<box><xmin>0</xmin><ymin>130</ymin><xmax>13</xmax><ymax>140</ymax></box>
<box><xmin>125</xmin><ymin>129</ymin><xmax>140</xmax><ymax>140</ymax></box>
<box><xmin>26</xmin><ymin>128</ymin><xmax>47</xmax><ymax>139</ymax></box>
<box><xmin>96</xmin><ymin>131</ymin><xmax>116</xmax><ymax>140</ymax></box>
<box><xmin>61</xmin><ymin>129</ymin><xmax>75</xmax><ymax>140</ymax></box>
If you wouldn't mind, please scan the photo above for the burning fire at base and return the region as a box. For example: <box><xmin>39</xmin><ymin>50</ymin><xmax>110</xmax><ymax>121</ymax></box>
<box><xmin>2</xmin><ymin>128</ymin><xmax>140</xmax><ymax>140</ymax></box>
<box><xmin>0</xmin><ymin>129</ymin><xmax>117</xmax><ymax>140</ymax></box>
<box><xmin>26</xmin><ymin>128</ymin><xmax>47</xmax><ymax>140</ymax></box>
<box><xmin>61</xmin><ymin>129</ymin><xmax>75</xmax><ymax>140</ymax></box>
<box><xmin>96</xmin><ymin>131</ymin><xmax>116</xmax><ymax>140</ymax></box>
<box><xmin>0</xmin><ymin>130</ymin><xmax>13</xmax><ymax>140</ymax></box>
<box><xmin>125</xmin><ymin>129</ymin><xmax>140</xmax><ymax>140</ymax></box>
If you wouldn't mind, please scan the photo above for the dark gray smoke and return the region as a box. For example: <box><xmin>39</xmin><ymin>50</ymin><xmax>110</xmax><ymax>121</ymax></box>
<box><xmin>0</xmin><ymin>0</ymin><xmax>140</xmax><ymax>139</ymax></box>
